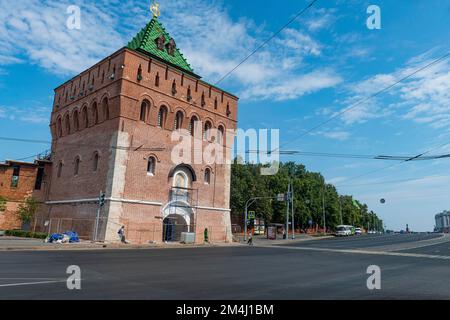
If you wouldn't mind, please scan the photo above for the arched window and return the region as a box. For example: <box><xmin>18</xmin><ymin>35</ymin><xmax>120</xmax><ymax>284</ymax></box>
<box><xmin>57</xmin><ymin>117</ymin><xmax>62</xmax><ymax>138</ymax></box>
<box><xmin>204</xmin><ymin>121</ymin><xmax>212</xmax><ymax>140</ymax></box>
<box><xmin>187</xmin><ymin>86</ymin><xmax>192</xmax><ymax>102</ymax></box>
<box><xmin>57</xmin><ymin>161</ymin><xmax>63</xmax><ymax>178</ymax></box>
<box><xmin>74</xmin><ymin>157</ymin><xmax>80</xmax><ymax>176</ymax></box>
<box><xmin>102</xmin><ymin>98</ymin><xmax>109</xmax><ymax>121</ymax></box>
<box><xmin>218</xmin><ymin>125</ymin><xmax>225</xmax><ymax>145</ymax></box>
<box><xmin>157</xmin><ymin>106</ymin><xmax>167</xmax><ymax>128</ymax></box>
<box><xmin>173</xmin><ymin>170</ymin><xmax>189</xmax><ymax>189</ymax></box>
<box><xmin>140</xmin><ymin>101</ymin><xmax>148</xmax><ymax>122</ymax></box>
<box><xmin>92</xmin><ymin>102</ymin><xmax>99</xmax><ymax>124</ymax></box>
<box><xmin>201</xmin><ymin>92</ymin><xmax>206</xmax><ymax>107</ymax></box>
<box><xmin>170</xmin><ymin>166</ymin><xmax>195</xmax><ymax>202</ymax></box>
<box><xmin>65</xmin><ymin>114</ymin><xmax>70</xmax><ymax>135</ymax></box>
<box><xmin>174</xmin><ymin>111</ymin><xmax>183</xmax><ymax>130</ymax></box>
<box><xmin>204</xmin><ymin>168</ymin><xmax>211</xmax><ymax>185</ymax></box>
<box><xmin>147</xmin><ymin>156</ymin><xmax>156</xmax><ymax>175</ymax></box>
<box><xmin>82</xmin><ymin>107</ymin><xmax>88</xmax><ymax>128</ymax></box>
<box><xmin>137</xmin><ymin>64</ymin><xmax>143</xmax><ymax>82</ymax></box>
<box><xmin>189</xmin><ymin>116</ymin><xmax>198</xmax><ymax>136</ymax></box>
<box><xmin>171</xmin><ymin>80</ymin><xmax>177</xmax><ymax>95</ymax></box>
<box><xmin>155</xmin><ymin>35</ymin><xmax>166</xmax><ymax>50</ymax></box>
<box><xmin>166</xmin><ymin>39</ymin><xmax>176</xmax><ymax>56</ymax></box>
<box><xmin>73</xmin><ymin>110</ymin><xmax>79</xmax><ymax>131</ymax></box>
<box><xmin>93</xmin><ymin>152</ymin><xmax>99</xmax><ymax>172</ymax></box>
<box><xmin>155</xmin><ymin>72</ymin><xmax>160</xmax><ymax>87</ymax></box>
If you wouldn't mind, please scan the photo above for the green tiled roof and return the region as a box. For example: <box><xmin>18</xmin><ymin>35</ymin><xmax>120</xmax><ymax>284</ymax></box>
<box><xmin>127</xmin><ymin>17</ymin><xmax>195</xmax><ymax>75</ymax></box>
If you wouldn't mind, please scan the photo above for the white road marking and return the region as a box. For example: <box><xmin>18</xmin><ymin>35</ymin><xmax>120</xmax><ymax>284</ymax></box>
<box><xmin>0</xmin><ymin>280</ymin><xmax>67</xmax><ymax>288</ymax></box>
<box><xmin>261</xmin><ymin>245</ymin><xmax>450</xmax><ymax>260</ymax></box>
<box><xmin>0</xmin><ymin>278</ymin><xmax>62</xmax><ymax>280</ymax></box>
<box><xmin>369</xmin><ymin>234</ymin><xmax>450</xmax><ymax>252</ymax></box>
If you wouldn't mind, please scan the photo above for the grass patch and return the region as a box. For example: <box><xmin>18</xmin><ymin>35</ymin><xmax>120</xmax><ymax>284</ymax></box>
<box><xmin>5</xmin><ymin>230</ymin><xmax>47</xmax><ymax>239</ymax></box>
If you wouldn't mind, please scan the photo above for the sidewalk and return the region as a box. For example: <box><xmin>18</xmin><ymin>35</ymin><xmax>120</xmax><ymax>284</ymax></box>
<box><xmin>0</xmin><ymin>233</ymin><xmax>335</xmax><ymax>251</ymax></box>
<box><xmin>0</xmin><ymin>236</ymin><xmax>240</xmax><ymax>251</ymax></box>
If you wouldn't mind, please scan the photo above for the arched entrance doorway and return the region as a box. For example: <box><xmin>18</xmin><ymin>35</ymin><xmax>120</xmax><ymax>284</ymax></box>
<box><xmin>162</xmin><ymin>165</ymin><xmax>196</xmax><ymax>242</ymax></box>
<box><xmin>162</xmin><ymin>201</ymin><xmax>194</xmax><ymax>242</ymax></box>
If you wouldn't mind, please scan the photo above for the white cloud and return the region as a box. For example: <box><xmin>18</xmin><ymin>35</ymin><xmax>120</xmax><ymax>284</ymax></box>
<box><xmin>277</xmin><ymin>28</ymin><xmax>322</xmax><ymax>56</ymax></box>
<box><xmin>0</xmin><ymin>104</ymin><xmax>50</xmax><ymax>124</ymax></box>
<box><xmin>0</xmin><ymin>0</ymin><xmax>339</xmax><ymax>101</ymax></box>
<box><xmin>240</xmin><ymin>70</ymin><xmax>342</xmax><ymax>101</ymax></box>
<box><xmin>327</xmin><ymin>176</ymin><xmax>347</xmax><ymax>184</ymax></box>
<box><xmin>321</xmin><ymin>130</ymin><xmax>350</xmax><ymax>141</ymax></box>
<box><xmin>337</xmin><ymin>50</ymin><xmax>450</xmax><ymax>127</ymax></box>
<box><xmin>0</xmin><ymin>0</ymin><xmax>125</xmax><ymax>75</ymax></box>
<box><xmin>304</xmin><ymin>8</ymin><xmax>337</xmax><ymax>32</ymax></box>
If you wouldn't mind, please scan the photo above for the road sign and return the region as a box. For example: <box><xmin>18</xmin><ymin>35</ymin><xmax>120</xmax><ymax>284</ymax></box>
<box><xmin>248</xmin><ymin>211</ymin><xmax>256</xmax><ymax>219</ymax></box>
<box><xmin>277</xmin><ymin>193</ymin><xmax>285</xmax><ymax>201</ymax></box>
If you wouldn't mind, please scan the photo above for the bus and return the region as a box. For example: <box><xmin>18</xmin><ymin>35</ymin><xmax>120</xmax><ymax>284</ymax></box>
<box><xmin>335</xmin><ymin>225</ymin><xmax>355</xmax><ymax>237</ymax></box>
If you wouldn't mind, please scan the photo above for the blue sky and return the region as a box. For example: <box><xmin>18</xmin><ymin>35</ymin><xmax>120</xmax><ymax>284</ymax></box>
<box><xmin>0</xmin><ymin>0</ymin><xmax>449</xmax><ymax>231</ymax></box>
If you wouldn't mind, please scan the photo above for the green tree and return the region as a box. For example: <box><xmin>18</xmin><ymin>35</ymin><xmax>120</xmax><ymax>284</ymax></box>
<box><xmin>230</xmin><ymin>160</ymin><xmax>382</xmax><ymax>232</ymax></box>
<box><xmin>16</xmin><ymin>197</ymin><xmax>39</xmax><ymax>224</ymax></box>
<box><xmin>0</xmin><ymin>196</ymin><xmax>6</xmax><ymax>212</ymax></box>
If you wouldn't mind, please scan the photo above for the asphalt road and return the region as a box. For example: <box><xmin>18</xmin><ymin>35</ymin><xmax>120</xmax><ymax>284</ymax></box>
<box><xmin>279</xmin><ymin>233</ymin><xmax>442</xmax><ymax>249</ymax></box>
<box><xmin>1</xmin><ymin>234</ymin><xmax>449</xmax><ymax>300</ymax></box>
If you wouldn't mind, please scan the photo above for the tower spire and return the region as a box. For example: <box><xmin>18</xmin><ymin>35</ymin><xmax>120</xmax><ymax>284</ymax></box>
<box><xmin>150</xmin><ymin>0</ymin><xmax>161</xmax><ymax>18</ymax></box>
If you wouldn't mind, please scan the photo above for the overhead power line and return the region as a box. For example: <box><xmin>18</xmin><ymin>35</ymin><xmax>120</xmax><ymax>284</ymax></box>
<box><xmin>0</xmin><ymin>136</ymin><xmax>165</xmax><ymax>152</ymax></box>
<box><xmin>246</xmin><ymin>149</ymin><xmax>450</xmax><ymax>161</ymax></box>
<box><xmin>271</xmin><ymin>51</ymin><xmax>450</xmax><ymax>154</ymax></box>
<box><xmin>3</xmin><ymin>135</ymin><xmax>450</xmax><ymax>163</ymax></box>
<box><xmin>336</xmin><ymin>173</ymin><xmax>450</xmax><ymax>188</ymax></box>
<box><xmin>334</xmin><ymin>139</ymin><xmax>450</xmax><ymax>187</ymax></box>
<box><xmin>214</xmin><ymin>0</ymin><xmax>318</xmax><ymax>86</ymax></box>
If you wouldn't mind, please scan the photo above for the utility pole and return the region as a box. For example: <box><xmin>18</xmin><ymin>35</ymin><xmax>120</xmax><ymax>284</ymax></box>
<box><xmin>285</xmin><ymin>182</ymin><xmax>290</xmax><ymax>240</ymax></box>
<box><xmin>291</xmin><ymin>182</ymin><xmax>295</xmax><ymax>239</ymax></box>
<box><xmin>322</xmin><ymin>184</ymin><xmax>326</xmax><ymax>234</ymax></box>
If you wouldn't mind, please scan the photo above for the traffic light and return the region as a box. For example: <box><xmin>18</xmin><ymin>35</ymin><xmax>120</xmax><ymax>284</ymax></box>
<box><xmin>99</xmin><ymin>192</ymin><xmax>106</xmax><ymax>207</ymax></box>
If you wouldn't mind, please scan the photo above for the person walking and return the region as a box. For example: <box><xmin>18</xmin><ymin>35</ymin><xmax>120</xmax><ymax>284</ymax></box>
<box><xmin>118</xmin><ymin>226</ymin><xmax>128</xmax><ymax>244</ymax></box>
<box><xmin>247</xmin><ymin>231</ymin><xmax>253</xmax><ymax>246</ymax></box>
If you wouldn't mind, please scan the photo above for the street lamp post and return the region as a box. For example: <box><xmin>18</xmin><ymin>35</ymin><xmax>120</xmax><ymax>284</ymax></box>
<box><xmin>244</xmin><ymin>196</ymin><xmax>277</xmax><ymax>241</ymax></box>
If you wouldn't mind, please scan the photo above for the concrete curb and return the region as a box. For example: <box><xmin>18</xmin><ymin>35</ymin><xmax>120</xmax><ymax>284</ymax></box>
<box><xmin>0</xmin><ymin>234</ymin><xmax>336</xmax><ymax>251</ymax></box>
<box><xmin>0</xmin><ymin>242</ymin><xmax>243</xmax><ymax>252</ymax></box>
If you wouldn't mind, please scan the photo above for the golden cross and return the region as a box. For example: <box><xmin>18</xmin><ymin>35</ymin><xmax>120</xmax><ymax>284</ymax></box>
<box><xmin>150</xmin><ymin>0</ymin><xmax>161</xmax><ymax>18</ymax></box>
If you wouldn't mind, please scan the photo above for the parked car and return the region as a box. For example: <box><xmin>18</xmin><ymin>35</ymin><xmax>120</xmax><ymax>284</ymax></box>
<box><xmin>355</xmin><ymin>228</ymin><xmax>362</xmax><ymax>235</ymax></box>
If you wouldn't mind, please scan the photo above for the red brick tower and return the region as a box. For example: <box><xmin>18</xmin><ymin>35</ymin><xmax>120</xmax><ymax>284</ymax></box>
<box><xmin>39</xmin><ymin>16</ymin><xmax>238</xmax><ymax>243</ymax></box>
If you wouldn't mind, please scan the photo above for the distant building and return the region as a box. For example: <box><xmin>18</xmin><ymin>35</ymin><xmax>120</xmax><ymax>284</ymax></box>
<box><xmin>435</xmin><ymin>211</ymin><xmax>450</xmax><ymax>233</ymax></box>
<box><xmin>0</xmin><ymin>159</ymin><xmax>51</xmax><ymax>230</ymax></box>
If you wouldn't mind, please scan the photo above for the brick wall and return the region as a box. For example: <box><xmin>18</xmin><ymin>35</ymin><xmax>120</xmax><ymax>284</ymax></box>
<box><xmin>0</xmin><ymin>161</ymin><xmax>50</xmax><ymax>230</ymax></box>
